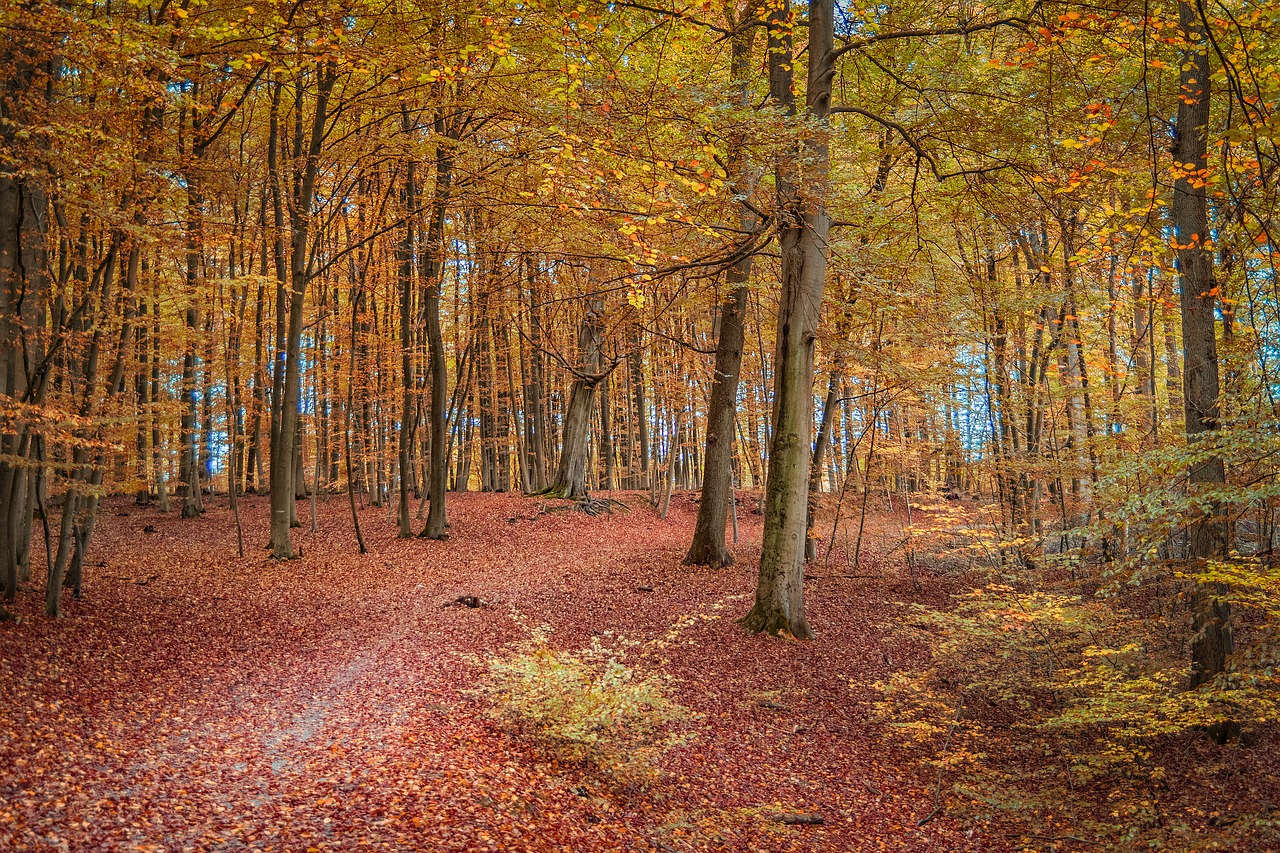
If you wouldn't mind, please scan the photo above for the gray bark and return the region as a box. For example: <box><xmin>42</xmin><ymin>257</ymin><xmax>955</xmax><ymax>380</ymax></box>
<box><xmin>543</xmin><ymin>299</ymin><xmax>606</xmax><ymax>500</ymax></box>
<box><xmin>270</xmin><ymin>66</ymin><xmax>336</xmax><ymax>558</ymax></box>
<box><xmin>742</xmin><ymin>0</ymin><xmax>834</xmax><ymax>639</ymax></box>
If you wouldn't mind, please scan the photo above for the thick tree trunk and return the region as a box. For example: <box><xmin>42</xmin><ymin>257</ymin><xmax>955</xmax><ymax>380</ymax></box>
<box><xmin>543</xmin><ymin>299</ymin><xmax>605</xmax><ymax>500</ymax></box>
<box><xmin>0</xmin><ymin>13</ymin><xmax>51</xmax><ymax>607</ymax></box>
<box><xmin>546</xmin><ymin>380</ymin><xmax>598</xmax><ymax>500</ymax></box>
<box><xmin>0</xmin><ymin>184</ymin><xmax>45</xmax><ymax>602</ymax></box>
<box><xmin>1174</xmin><ymin>0</ymin><xmax>1232</xmax><ymax>690</ymax></box>
<box><xmin>742</xmin><ymin>0</ymin><xmax>833</xmax><ymax>639</ymax></box>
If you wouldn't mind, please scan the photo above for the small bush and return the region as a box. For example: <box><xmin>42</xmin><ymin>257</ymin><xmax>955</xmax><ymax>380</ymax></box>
<box><xmin>475</xmin><ymin>628</ymin><xmax>691</xmax><ymax>787</ymax></box>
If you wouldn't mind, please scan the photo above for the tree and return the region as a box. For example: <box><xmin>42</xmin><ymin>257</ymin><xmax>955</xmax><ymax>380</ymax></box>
<box><xmin>685</xmin><ymin>12</ymin><xmax>757</xmax><ymax>569</ymax></box>
<box><xmin>269</xmin><ymin>62</ymin><xmax>337</xmax><ymax>560</ymax></box>
<box><xmin>1174</xmin><ymin>0</ymin><xmax>1232</xmax><ymax>688</ymax></box>
<box><xmin>542</xmin><ymin>296</ymin><xmax>609</xmax><ymax>501</ymax></box>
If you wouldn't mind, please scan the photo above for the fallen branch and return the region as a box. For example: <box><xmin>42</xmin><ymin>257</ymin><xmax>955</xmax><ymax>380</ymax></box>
<box><xmin>770</xmin><ymin>813</ymin><xmax>824</xmax><ymax>825</ymax></box>
<box><xmin>803</xmin><ymin>573</ymin><xmax>881</xmax><ymax>581</ymax></box>
<box><xmin>442</xmin><ymin>595</ymin><xmax>484</xmax><ymax>609</ymax></box>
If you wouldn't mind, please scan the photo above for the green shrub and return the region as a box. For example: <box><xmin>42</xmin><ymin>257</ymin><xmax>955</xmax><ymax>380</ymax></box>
<box><xmin>475</xmin><ymin>628</ymin><xmax>691</xmax><ymax>787</ymax></box>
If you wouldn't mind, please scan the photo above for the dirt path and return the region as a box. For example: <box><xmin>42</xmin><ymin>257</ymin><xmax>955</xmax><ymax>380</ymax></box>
<box><xmin>1</xmin><ymin>493</ymin><xmax>987</xmax><ymax>852</ymax></box>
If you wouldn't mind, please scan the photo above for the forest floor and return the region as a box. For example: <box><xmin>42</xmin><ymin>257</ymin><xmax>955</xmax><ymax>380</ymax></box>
<box><xmin>0</xmin><ymin>491</ymin><xmax>1269</xmax><ymax>852</ymax></box>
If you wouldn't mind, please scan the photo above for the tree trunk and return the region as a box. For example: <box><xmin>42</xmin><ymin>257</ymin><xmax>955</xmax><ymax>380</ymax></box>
<box><xmin>270</xmin><ymin>67</ymin><xmax>336</xmax><ymax>559</ymax></box>
<box><xmin>397</xmin><ymin>119</ymin><xmax>417</xmax><ymax>538</ymax></box>
<box><xmin>686</xmin><ymin>21</ymin><xmax>755</xmax><ymax>568</ymax></box>
<box><xmin>420</xmin><ymin>113</ymin><xmax>454</xmax><ymax>539</ymax></box>
<box><xmin>805</xmin><ymin>372</ymin><xmax>840</xmax><ymax>561</ymax></box>
<box><xmin>685</xmin><ymin>284</ymin><xmax>748</xmax><ymax>568</ymax></box>
<box><xmin>543</xmin><ymin>299</ymin><xmax>605</xmax><ymax>500</ymax></box>
<box><xmin>742</xmin><ymin>0</ymin><xmax>833</xmax><ymax>639</ymax></box>
<box><xmin>629</xmin><ymin>327</ymin><xmax>649</xmax><ymax>489</ymax></box>
<box><xmin>1174</xmin><ymin>0</ymin><xmax>1232</xmax><ymax>690</ymax></box>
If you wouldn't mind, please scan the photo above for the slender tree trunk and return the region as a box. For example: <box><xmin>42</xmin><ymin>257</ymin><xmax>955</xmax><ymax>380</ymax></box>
<box><xmin>629</xmin><ymin>327</ymin><xmax>649</xmax><ymax>490</ymax></box>
<box><xmin>421</xmin><ymin>113</ymin><xmax>454</xmax><ymax>539</ymax></box>
<box><xmin>686</xmin><ymin>21</ymin><xmax>755</xmax><ymax>569</ymax></box>
<box><xmin>397</xmin><ymin>122</ymin><xmax>417</xmax><ymax>538</ymax></box>
<box><xmin>805</xmin><ymin>372</ymin><xmax>840</xmax><ymax>561</ymax></box>
<box><xmin>179</xmin><ymin>177</ymin><xmax>204</xmax><ymax>519</ymax></box>
<box><xmin>686</xmin><ymin>284</ymin><xmax>749</xmax><ymax>568</ymax></box>
<box><xmin>270</xmin><ymin>67</ymin><xmax>336</xmax><ymax>559</ymax></box>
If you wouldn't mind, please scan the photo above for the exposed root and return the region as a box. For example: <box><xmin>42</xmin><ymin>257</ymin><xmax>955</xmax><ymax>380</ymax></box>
<box><xmin>578</xmin><ymin>496</ymin><xmax>628</xmax><ymax>516</ymax></box>
<box><xmin>533</xmin><ymin>496</ymin><xmax>628</xmax><ymax>517</ymax></box>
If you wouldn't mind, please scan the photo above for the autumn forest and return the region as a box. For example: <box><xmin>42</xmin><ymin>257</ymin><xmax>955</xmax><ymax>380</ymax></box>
<box><xmin>2</xmin><ymin>0</ymin><xmax>1279</xmax><ymax>849</ymax></box>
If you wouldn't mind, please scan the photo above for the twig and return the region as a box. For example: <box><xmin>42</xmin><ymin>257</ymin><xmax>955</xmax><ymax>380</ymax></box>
<box><xmin>1009</xmin><ymin>833</ymin><xmax>1098</xmax><ymax>846</ymax></box>
<box><xmin>918</xmin><ymin>698</ymin><xmax>965</xmax><ymax>827</ymax></box>
<box><xmin>804</xmin><ymin>573</ymin><xmax>880</xmax><ymax>580</ymax></box>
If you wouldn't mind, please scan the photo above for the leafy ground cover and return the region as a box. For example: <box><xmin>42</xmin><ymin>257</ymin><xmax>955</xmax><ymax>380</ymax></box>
<box><xmin>1</xmin><ymin>493</ymin><xmax>1274</xmax><ymax>851</ymax></box>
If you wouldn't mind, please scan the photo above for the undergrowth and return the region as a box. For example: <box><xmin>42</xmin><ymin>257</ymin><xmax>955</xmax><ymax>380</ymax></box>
<box><xmin>474</xmin><ymin>627</ymin><xmax>692</xmax><ymax>788</ymax></box>
<box><xmin>877</xmin><ymin>561</ymin><xmax>1280</xmax><ymax>850</ymax></box>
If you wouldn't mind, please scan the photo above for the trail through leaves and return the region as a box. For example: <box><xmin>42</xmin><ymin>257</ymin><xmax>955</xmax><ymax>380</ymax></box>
<box><xmin>1</xmin><ymin>493</ymin><xmax>985</xmax><ymax>851</ymax></box>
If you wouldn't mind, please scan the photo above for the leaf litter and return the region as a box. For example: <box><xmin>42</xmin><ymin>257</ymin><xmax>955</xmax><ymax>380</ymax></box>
<box><xmin>1</xmin><ymin>492</ymin><xmax>994</xmax><ymax>852</ymax></box>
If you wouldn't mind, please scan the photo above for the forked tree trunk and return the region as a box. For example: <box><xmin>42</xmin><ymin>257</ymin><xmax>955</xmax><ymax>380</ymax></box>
<box><xmin>542</xmin><ymin>299</ymin><xmax>605</xmax><ymax>500</ymax></box>
<box><xmin>269</xmin><ymin>66</ymin><xmax>336</xmax><ymax>559</ymax></box>
<box><xmin>742</xmin><ymin>0</ymin><xmax>833</xmax><ymax>639</ymax></box>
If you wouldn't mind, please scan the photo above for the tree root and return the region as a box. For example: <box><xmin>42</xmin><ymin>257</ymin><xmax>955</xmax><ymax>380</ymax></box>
<box><xmin>578</xmin><ymin>496</ymin><xmax>627</xmax><ymax>516</ymax></box>
<box><xmin>533</xmin><ymin>495</ymin><xmax>628</xmax><ymax>517</ymax></box>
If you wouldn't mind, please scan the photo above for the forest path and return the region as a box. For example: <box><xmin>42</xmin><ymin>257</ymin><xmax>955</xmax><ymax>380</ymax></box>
<box><xmin>1</xmin><ymin>492</ymin><xmax>987</xmax><ymax>852</ymax></box>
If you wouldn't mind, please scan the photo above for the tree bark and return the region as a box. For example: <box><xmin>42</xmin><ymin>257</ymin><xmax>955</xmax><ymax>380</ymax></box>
<box><xmin>543</xmin><ymin>299</ymin><xmax>606</xmax><ymax>500</ymax></box>
<box><xmin>1174</xmin><ymin>0</ymin><xmax>1232</xmax><ymax>689</ymax></box>
<box><xmin>686</xmin><ymin>19</ymin><xmax>755</xmax><ymax>569</ymax></box>
<box><xmin>270</xmin><ymin>66</ymin><xmax>336</xmax><ymax>558</ymax></box>
<box><xmin>742</xmin><ymin>0</ymin><xmax>833</xmax><ymax>639</ymax></box>
<box><xmin>686</xmin><ymin>284</ymin><xmax>749</xmax><ymax>568</ymax></box>
<box><xmin>420</xmin><ymin>112</ymin><xmax>454</xmax><ymax>539</ymax></box>
<box><xmin>397</xmin><ymin>113</ymin><xmax>418</xmax><ymax>538</ymax></box>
